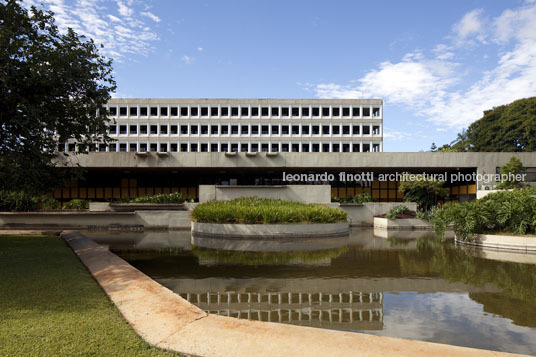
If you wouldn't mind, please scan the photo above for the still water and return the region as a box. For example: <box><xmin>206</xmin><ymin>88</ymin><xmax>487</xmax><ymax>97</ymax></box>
<box><xmin>85</xmin><ymin>229</ymin><xmax>536</xmax><ymax>355</ymax></box>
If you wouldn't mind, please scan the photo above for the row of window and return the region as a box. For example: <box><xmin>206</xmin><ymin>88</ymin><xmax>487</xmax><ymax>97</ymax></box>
<box><xmin>59</xmin><ymin>142</ymin><xmax>382</xmax><ymax>153</ymax></box>
<box><xmin>107</xmin><ymin>105</ymin><xmax>381</xmax><ymax>118</ymax></box>
<box><xmin>108</xmin><ymin>124</ymin><xmax>382</xmax><ymax>136</ymax></box>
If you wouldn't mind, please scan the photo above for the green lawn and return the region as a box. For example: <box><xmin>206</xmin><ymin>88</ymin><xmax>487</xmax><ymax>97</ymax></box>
<box><xmin>0</xmin><ymin>234</ymin><xmax>179</xmax><ymax>356</ymax></box>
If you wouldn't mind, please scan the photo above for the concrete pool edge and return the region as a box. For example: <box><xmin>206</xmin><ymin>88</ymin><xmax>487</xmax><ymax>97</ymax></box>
<box><xmin>61</xmin><ymin>230</ymin><xmax>525</xmax><ymax>357</ymax></box>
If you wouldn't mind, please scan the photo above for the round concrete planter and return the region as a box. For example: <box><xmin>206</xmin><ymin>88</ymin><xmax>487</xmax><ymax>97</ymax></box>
<box><xmin>191</xmin><ymin>221</ymin><xmax>349</xmax><ymax>239</ymax></box>
<box><xmin>456</xmin><ymin>233</ymin><xmax>536</xmax><ymax>252</ymax></box>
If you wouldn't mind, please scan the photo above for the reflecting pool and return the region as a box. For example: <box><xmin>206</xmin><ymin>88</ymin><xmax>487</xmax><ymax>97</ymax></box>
<box><xmin>84</xmin><ymin>229</ymin><xmax>536</xmax><ymax>354</ymax></box>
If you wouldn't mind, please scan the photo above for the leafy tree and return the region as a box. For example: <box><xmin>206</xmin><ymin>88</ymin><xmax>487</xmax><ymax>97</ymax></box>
<box><xmin>398</xmin><ymin>175</ymin><xmax>449</xmax><ymax>211</ymax></box>
<box><xmin>0</xmin><ymin>0</ymin><xmax>115</xmax><ymax>193</ymax></box>
<box><xmin>466</xmin><ymin>97</ymin><xmax>536</xmax><ymax>152</ymax></box>
<box><xmin>496</xmin><ymin>156</ymin><xmax>524</xmax><ymax>189</ymax></box>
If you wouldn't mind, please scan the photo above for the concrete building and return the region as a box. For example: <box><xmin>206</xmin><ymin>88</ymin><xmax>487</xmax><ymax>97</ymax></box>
<box><xmin>59</xmin><ymin>99</ymin><xmax>384</xmax><ymax>154</ymax></box>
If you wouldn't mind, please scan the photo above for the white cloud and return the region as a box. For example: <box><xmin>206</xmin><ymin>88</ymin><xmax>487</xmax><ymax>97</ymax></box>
<box><xmin>197</xmin><ymin>47</ymin><xmax>204</xmax><ymax>52</ymax></box>
<box><xmin>24</xmin><ymin>0</ymin><xmax>160</xmax><ymax>60</ymax></box>
<box><xmin>141</xmin><ymin>11</ymin><xmax>161</xmax><ymax>23</ymax></box>
<box><xmin>382</xmin><ymin>128</ymin><xmax>414</xmax><ymax>141</ymax></box>
<box><xmin>181</xmin><ymin>55</ymin><xmax>193</xmax><ymax>64</ymax></box>
<box><xmin>312</xmin><ymin>2</ymin><xmax>536</xmax><ymax>128</ymax></box>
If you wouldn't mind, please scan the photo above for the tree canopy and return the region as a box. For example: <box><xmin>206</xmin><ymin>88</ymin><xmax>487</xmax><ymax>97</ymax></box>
<box><xmin>432</xmin><ymin>97</ymin><xmax>536</xmax><ymax>152</ymax></box>
<box><xmin>0</xmin><ymin>0</ymin><xmax>115</xmax><ymax>193</ymax></box>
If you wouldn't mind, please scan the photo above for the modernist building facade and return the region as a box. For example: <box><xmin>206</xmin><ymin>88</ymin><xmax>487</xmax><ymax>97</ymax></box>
<box><xmin>59</xmin><ymin>99</ymin><xmax>383</xmax><ymax>154</ymax></box>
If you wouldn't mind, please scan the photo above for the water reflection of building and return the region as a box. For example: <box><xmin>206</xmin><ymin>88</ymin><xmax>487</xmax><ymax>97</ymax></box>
<box><xmin>179</xmin><ymin>290</ymin><xmax>383</xmax><ymax>330</ymax></box>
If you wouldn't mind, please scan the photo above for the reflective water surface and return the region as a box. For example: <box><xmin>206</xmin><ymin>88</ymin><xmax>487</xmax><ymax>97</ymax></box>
<box><xmin>84</xmin><ymin>229</ymin><xmax>536</xmax><ymax>354</ymax></box>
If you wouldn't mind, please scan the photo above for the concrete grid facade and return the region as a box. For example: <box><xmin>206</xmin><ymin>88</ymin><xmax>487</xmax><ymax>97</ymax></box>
<box><xmin>59</xmin><ymin>99</ymin><xmax>383</xmax><ymax>154</ymax></box>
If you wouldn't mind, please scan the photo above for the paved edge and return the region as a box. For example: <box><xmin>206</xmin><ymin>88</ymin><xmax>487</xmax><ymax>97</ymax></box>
<box><xmin>61</xmin><ymin>230</ymin><xmax>526</xmax><ymax>357</ymax></box>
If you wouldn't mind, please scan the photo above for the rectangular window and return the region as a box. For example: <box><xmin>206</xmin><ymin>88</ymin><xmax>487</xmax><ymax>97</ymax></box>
<box><xmin>231</xmin><ymin>107</ymin><xmax>239</xmax><ymax>116</ymax></box>
<box><xmin>180</xmin><ymin>143</ymin><xmax>188</xmax><ymax>152</ymax></box>
<box><xmin>210</xmin><ymin>143</ymin><xmax>218</xmax><ymax>152</ymax></box>
<box><xmin>332</xmin><ymin>107</ymin><xmax>340</xmax><ymax>116</ymax></box>
<box><xmin>129</xmin><ymin>143</ymin><xmax>137</xmax><ymax>152</ymax></box>
<box><xmin>180</xmin><ymin>125</ymin><xmax>188</xmax><ymax>134</ymax></box>
<box><xmin>251</xmin><ymin>125</ymin><xmax>259</xmax><ymax>135</ymax></box>
<box><xmin>211</xmin><ymin>107</ymin><xmax>219</xmax><ymax>116</ymax></box>
<box><xmin>271</xmin><ymin>107</ymin><xmax>279</xmax><ymax>116</ymax></box>
<box><xmin>241</xmin><ymin>126</ymin><xmax>249</xmax><ymax>135</ymax></box>
<box><xmin>373</xmin><ymin>125</ymin><xmax>380</xmax><ymax>135</ymax></box>
<box><xmin>190</xmin><ymin>125</ymin><xmax>198</xmax><ymax>134</ymax></box>
<box><xmin>221</xmin><ymin>125</ymin><xmax>229</xmax><ymax>135</ymax></box>
<box><xmin>332</xmin><ymin>126</ymin><xmax>340</xmax><ymax>135</ymax></box>
<box><xmin>352</xmin><ymin>125</ymin><xmax>360</xmax><ymax>135</ymax></box>
<box><xmin>342</xmin><ymin>125</ymin><xmax>350</xmax><ymax>135</ymax></box>
<box><xmin>221</xmin><ymin>143</ymin><xmax>228</xmax><ymax>152</ymax></box>
<box><xmin>139</xmin><ymin>143</ymin><xmax>147</xmax><ymax>152</ymax></box>
<box><xmin>373</xmin><ymin>107</ymin><xmax>380</xmax><ymax>117</ymax></box>
<box><xmin>261</xmin><ymin>107</ymin><xmax>269</xmax><ymax>116</ymax></box>
<box><xmin>140</xmin><ymin>125</ymin><xmax>148</xmax><ymax>134</ymax></box>
<box><xmin>302</xmin><ymin>107</ymin><xmax>310</xmax><ymax>116</ymax></box>
<box><xmin>322</xmin><ymin>107</ymin><xmax>330</xmax><ymax>116</ymax></box>
<box><xmin>282</xmin><ymin>125</ymin><xmax>289</xmax><ymax>135</ymax></box>
<box><xmin>150</xmin><ymin>125</ymin><xmax>158</xmax><ymax>134</ymax></box>
<box><xmin>150</xmin><ymin>107</ymin><xmax>158</xmax><ymax>116</ymax></box>
<box><xmin>261</xmin><ymin>125</ymin><xmax>269</xmax><ymax>135</ymax></box>
<box><xmin>221</xmin><ymin>107</ymin><xmax>229</xmax><ymax>116</ymax></box>
<box><xmin>119</xmin><ymin>143</ymin><xmax>127</xmax><ymax>152</ymax></box>
<box><xmin>322</xmin><ymin>143</ymin><xmax>330</xmax><ymax>152</ymax></box>
<box><xmin>231</xmin><ymin>143</ymin><xmax>238</xmax><ymax>152</ymax></box>
<box><xmin>322</xmin><ymin>125</ymin><xmax>330</xmax><ymax>135</ymax></box>
<box><xmin>190</xmin><ymin>143</ymin><xmax>198</xmax><ymax>152</ymax></box>
<box><xmin>352</xmin><ymin>143</ymin><xmax>360</xmax><ymax>152</ymax></box>
<box><xmin>201</xmin><ymin>143</ymin><xmax>208</xmax><ymax>152</ymax></box>
<box><xmin>251</xmin><ymin>107</ymin><xmax>259</xmax><ymax>116</ymax></box>
<box><xmin>241</xmin><ymin>143</ymin><xmax>248</xmax><ymax>152</ymax></box>
<box><xmin>160</xmin><ymin>125</ymin><xmax>168</xmax><ymax>134</ymax></box>
<box><xmin>201</xmin><ymin>125</ymin><xmax>208</xmax><ymax>135</ymax></box>
<box><xmin>129</xmin><ymin>125</ymin><xmax>137</xmax><ymax>134</ymax></box>
<box><xmin>170</xmin><ymin>125</ymin><xmax>178</xmax><ymax>134</ymax></box>
<box><xmin>109</xmin><ymin>107</ymin><xmax>117</xmax><ymax>116</ymax></box>
<box><xmin>363</xmin><ymin>143</ymin><xmax>370</xmax><ymax>152</ymax></box>
<box><xmin>281</xmin><ymin>143</ymin><xmax>289</xmax><ymax>152</ymax></box>
<box><xmin>180</xmin><ymin>107</ymin><xmax>188</xmax><ymax>116</ymax></box>
<box><xmin>291</xmin><ymin>143</ymin><xmax>299</xmax><ymax>152</ymax></box>
<box><xmin>363</xmin><ymin>107</ymin><xmax>370</xmax><ymax>116</ymax></box>
<box><xmin>292</xmin><ymin>125</ymin><xmax>300</xmax><ymax>135</ymax></box>
<box><xmin>312</xmin><ymin>107</ymin><xmax>320</xmax><ymax>117</ymax></box>
<box><xmin>281</xmin><ymin>107</ymin><xmax>289</xmax><ymax>117</ymax></box>
<box><xmin>109</xmin><ymin>125</ymin><xmax>117</xmax><ymax>134</ymax></box>
<box><xmin>271</xmin><ymin>143</ymin><xmax>279</xmax><ymax>152</ymax></box>
<box><xmin>251</xmin><ymin>143</ymin><xmax>258</xmax><ymax>152</ymax></box>
<box><xmin>170</xmin><ymin>107</ymin><xmax>178</xmax><ymax>116</ymax></box>
<box><xmin>108</xmin><ymin>143</ymin><xmax>116</xmax><ymax>152</ymax></box>
<box><xmin>302</xmin><ymin>144</ymin><xmax>310</xmax><ymax>152</ymax></box>
<box><xmin>332</xmin><ymin>143</ymin><xmax>340</xmax><ymax>152</ymax></box>
<box><xmin>363</xmin><ymin>125</ymin><xmax>370</xmax><ymax>135</ymax></box>
<box><xmin>119</xmin><ymin>125</ymin><xmax>127</xmax><ymax>134</ymax></box>
<box><xmin>272</xmin><ymin>125</ymin><xmax>279</xmax><ymax>134</ymax></box>
<box><xmin>373</xmin><ymin>143</ymin><xmax>380</xmax><ymax>152</ymax></box>
<box><xmin>241</xmin><ymin>107</ymin><xmax>249</xmax><ymax>116</ymax></box>
<box><xmin>211</xmin><ymin>125</ymin><xmax>219</xmax><ymax>135</ymax></box>
<box><xmin>160</xmin><ymin>107</ymin><xmax>168</xmax><ymax>116</ymax></box>
<box><xmin>150</xmin><ymin>143</ymin><xmax>157</xmax><ymax>152</ymax></box>
<box><xmin>98</xmin><ymin>143</ymin><xmax>107</xmax><ymax>152</ymax></box>
<box><xmin>291</xmin><ymin>107</ymin><xmax>299</xmax><ymax>117</ymax></box>
<box><xmin>312</xmin><ymin>125</ymin><xmax>320</xmax><ymax>135</ymax></box>
<box><xmin>119</xmin><ymin>107</ymin><xmax>127</xmax><ymax>116</ymax></box>
<box><xmin>169</xmin><ymin>143</ymin><xmax>177</xmax><ymax>152</ymax></box>
<box><xmin>302</xmin><ymin>126</ymin><xmax>309</xmax><ymax>135</ymax></box>
<box><xmin>342</xmin><ymin>143</ymin><xmax>350</xmax><ymax>152</ymax></box>
<box><xmin>352</xmin><ymin>107</ymin><xmax>360</xmax><ymax>117</ymax></box>
<box><xmin>130</xmin><ymin>107</ymin><xmax>137</xmax><ymax>116</ymax></box>
<box><xmin>312</xmin><ymin>143</ymin><xmax>320</xmax><ymax>152</ymax></box>
<box><xmin>140</xmin><ymin>107</ymin><xmax>148</xmax><ymax>116</ymax></box>
<box><xmin>201</xmin><ymin>107</ymin><xmax>208</xmax><ymax>116</ymax></box>
<box><xmin>342</xmin><ymin>107</ymin><xmax>350</xmax><ymax>116</ymax></box>
<box><xmin>261</xmin><ymin>143</ymin><xmax>269</xmax><ymax>152</ymax></box>
<box><xmin>190</xmin><ymin>107</ymin><xmax>199</xmax><ymax>116</ymax></box>
<box><xmin>231</xmin><ymin>125</ymin><xmax>239</xmax><ymax>134</ymax></box>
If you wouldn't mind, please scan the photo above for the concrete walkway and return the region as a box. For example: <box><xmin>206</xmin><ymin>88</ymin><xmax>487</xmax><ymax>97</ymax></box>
<box><xmin>61</xmin><ymin>231</ymin><xmax>525</xmax><ymax>357</ymax></box>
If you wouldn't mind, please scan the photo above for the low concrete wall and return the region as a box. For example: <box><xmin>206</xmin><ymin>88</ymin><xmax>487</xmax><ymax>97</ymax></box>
<box><xmin>340</xmin><ymin>202</ymin><xmax>418</xmax><ymax>227</ymax></box>
<box><xmin>191</xmin><ymin>222</ymin><xmax>349</xmax><ymax>239</ymax></box>
<box><xmin>374</xmin><ymin>217</ymin><xmax>433</xmax><ymax>230</ymax></box>
<box><xmin>199</xmin><ymin>185</ymin><xmax>331</xmax><ymax>203</ymax></box>
<box><xmin>0</xmin><ymin>210</ymin><xmax>191</xmax><ymax>230</ymax></box>
<box><xmin>457</xmin><ymin>233</ymin><xmax>536</xmax><ymax>252</ymax></box>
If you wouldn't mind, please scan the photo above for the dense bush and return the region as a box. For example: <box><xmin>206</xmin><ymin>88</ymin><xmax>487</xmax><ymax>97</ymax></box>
<box><xmin>398</xmin><ymin>175</ymin><xmax>449</xmax><ymax>211</ymax></box>
<box><xmin>0</xmin><ymin>191</ymin><xmax>39</xmax><ymax>211</ymax></box>
<box><xmin>130</xmin><ymin>192</ymin><xmax>186</xmax><ymax>204</ymax></box>
<box><xmin>63</xmin><ymin>199</ymin><xmax>89</xmax><ymax>210</ymax></box>
<box><xmin>332</xmin><ymin>191</ymin><xmax>372</xmax><ymax>204</ymax></box>
<box><xmin>385</xmin><ymin>205</ymin><xmax>413</xmax><ymax>220</ymax></box>
<box><xmin>191</xmin><ymin>197</ymin><xmax>348</xmax><ymax>224</ymax></box>
<box><xmin>432</xmin><ymin>187</ymin><xmax>536</xmax><ymax>241</ymax></box>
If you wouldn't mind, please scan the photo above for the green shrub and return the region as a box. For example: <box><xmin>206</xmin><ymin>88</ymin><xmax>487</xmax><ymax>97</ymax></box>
<box><xmin>130</xmin><ymin>192</ymin><xmax>185</xmax><ymax>204</ymax></box>
<box><xmin>432</xmin><ymin>187</ymin><xmax>536</xmax><ymax>241</ymax></box>
<box><xmin>191</xmin><ymin>197</ymin><xmax>348</xmax><ymax>224</ymax></box>
<box><xmin>40</xmin><ymin>196</ymin><xmax>59</xmax><ymax>210</ymax></box>
<box><xmin>496</xmin><ymin>156</ymin><xmax>524</xmax><ymax>189</ymax></box>
<box><xmin>63</xmin><ymin>199</ymin><xmax>89</xmax><ymax>210</ymax></box>
<box><xmin>398</xmin><ymin>175</ymin><xmax>449</xmax><ymax>211</ymax></box>
<box><xmin>0</xmin><ymin>191</ymin><xmax>39</xmax><ymax>211</ymax></box>
<box><xmin>385</xmin><ymin>205</ymin><xmax>412</xmax><ymax>220</ymax></box>
<box><xmin>332</xmin><ymin>191</ymin><xmax>372</xmax><ymax>204</ymax></box>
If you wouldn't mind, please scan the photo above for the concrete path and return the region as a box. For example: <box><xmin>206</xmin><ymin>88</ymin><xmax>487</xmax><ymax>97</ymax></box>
<box><xmin>61</xmin><ymin>231</ymin><xmax>526</xmax><ymax>357</ymax></box>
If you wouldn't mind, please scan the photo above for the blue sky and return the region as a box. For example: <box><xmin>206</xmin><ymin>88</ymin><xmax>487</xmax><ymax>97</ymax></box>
<box><xmin>26</xmin><ymin>0</ymin><xmax>536</xmax><ymax>151</ymax></box>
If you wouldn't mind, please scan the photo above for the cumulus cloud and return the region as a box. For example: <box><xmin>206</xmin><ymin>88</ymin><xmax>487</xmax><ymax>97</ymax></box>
<box><xmin>312</xmin><ymin>2</ymin><xmax>536</xmax><ymax>128</ymax></box>
<box><xmin>24</xmin><ymin>0</ymin><xmax>160</xmax><ymax>60</ymax></box>
<box><xmin>181</xmin><ymin>55</ymin><xmax>193</xmax><ymax>64</ymax></box>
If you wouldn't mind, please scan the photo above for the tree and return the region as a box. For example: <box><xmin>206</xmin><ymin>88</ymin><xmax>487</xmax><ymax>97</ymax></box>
<box><xmin>0</xmin><ymin>0</ymin><xmax>115</xmax><ymax>193</ymax></box>
<box><xmin>398</xmin><ymin>175</ymin><xmax>449</xmax><ymax>211</ymax></box>
<box><xmin>430</xmin><ymin>143</ymin><xmax>437</xmax><ymax>152</ymax></box>
<box><xmin>496</xmin><ymin>156</ymin><xmax>524</xmax><ymax>189</ymax></box>
<box><xmin>466</xmin><ymin>97</ymin><xmax>536</xmax><ymax>152</ymax></box>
